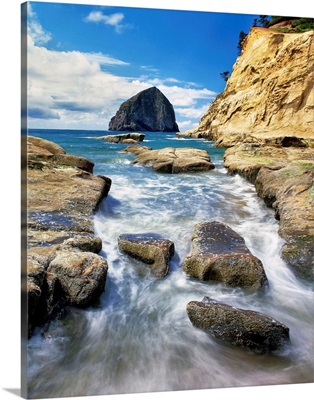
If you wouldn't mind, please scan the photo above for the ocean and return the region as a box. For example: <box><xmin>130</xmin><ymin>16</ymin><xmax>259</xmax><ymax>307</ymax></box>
<box><xmin>27</xmin><ymin>129</ymin><xmax>314</xmax><ymax>398</ymax></box>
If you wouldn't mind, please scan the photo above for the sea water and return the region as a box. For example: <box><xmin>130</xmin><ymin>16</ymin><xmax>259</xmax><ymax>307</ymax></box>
<box><xmin>27</xmin><ymin>129</ymin><xmax>314</xmax><ymax>398</ymax></box>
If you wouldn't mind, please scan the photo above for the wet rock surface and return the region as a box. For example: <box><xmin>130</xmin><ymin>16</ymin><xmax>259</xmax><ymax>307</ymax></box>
<box><xmin>224</xmin><ymin>144</ymin><xmax>314</xmax><ymax>281</ymax></box>
<box><xmin>182</xmin><ymin>221</ymin><xmax>268</xmax><ymax>291</ymax></box>
<box><xmin>27</xmin><ymin>135</ymin><xmax>111</xmax><ymax>246</ymax></box>
<box><xmin>187</xmin><ymin>297</ymin><xmax>290</xmax><ymax>353</ymax></box>
<box><xmin>27</xmin><ymin>236</ymin><xmax>108</xmax><ymax>336</ymax></box>
<box><xmin>26</xmin><ymin>136</ymin><xmax>111</xmax><ymax>336</ymax></box>
<box><xmin>118</xmin><ymin>233</ymin><xmax>175</xmax><ymax>277</ymax></box>
<box><xmin>122</xmin><ymin>145</ymin><xmax>215</xmax><ymax>173</ymax></box>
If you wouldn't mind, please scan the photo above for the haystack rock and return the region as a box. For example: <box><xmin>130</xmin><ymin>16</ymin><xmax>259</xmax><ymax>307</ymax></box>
<box><xmin>109</xmin><ymin>86</ymin><xmax>179</xmax><ymax>132</ymax></box>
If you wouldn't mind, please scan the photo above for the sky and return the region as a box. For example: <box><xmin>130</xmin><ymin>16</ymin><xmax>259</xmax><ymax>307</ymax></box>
<box><xmin>25</xmin><ymin>1</ymin><xmax>262</xmax><ymax>131</ymax></box>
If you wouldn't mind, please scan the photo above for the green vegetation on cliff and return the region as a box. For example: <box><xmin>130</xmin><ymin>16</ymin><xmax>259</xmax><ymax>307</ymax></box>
<box><xmin>268</xmin><ymin>17</ymin><xmax>314</xmax><ymax>32</ymax></box>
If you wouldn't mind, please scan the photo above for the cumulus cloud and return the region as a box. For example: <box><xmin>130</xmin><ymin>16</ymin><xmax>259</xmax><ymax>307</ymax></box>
<box><xmin>27</xmin><ymin>35</ymin><xmax>148</xmax><ymax>128</ymax></box>
<box><xmin>176</xmin><ymin>105</ymin><xmax>210</xmax><ymax>119</ymax></box>
<box><xmin>178</xmin><ymin>120</ymin><xmax>199</xmax><ymax>130</ymax></box>
<box><xmin>85</xmin><ymin>11</ymin><xmax>127</xmax><ymax>33</ymax></box>
<box><xmin>27</xmin><ymin>3</ymin><xmax>52</xmax><ymax>45</ymax></box>
<box><xmin>27</xmin><ymin>26</ymin><xmax>216</xmax><ymax>130</ymax></box>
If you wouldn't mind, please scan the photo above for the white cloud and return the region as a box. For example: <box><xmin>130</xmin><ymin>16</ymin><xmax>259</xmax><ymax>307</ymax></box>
<box><xmin>83</xmin><ymin>52</ymin><xmax>130</xmax><ymax>66</ymax></box>
<box><xmin>27</xmin><ymin>38</ymin><xmax>216</xmax><ymax>130</ymax></box>
<box><xmin>157</xmin><ymin>85</ymin><xmax>216</xmax><ymax>107</ymax></box>
<box><xmin>140</xmin><ymin>65</ymin><xmax>160</xmax><ymax>73</ymax></box>
<box><xmin>85</xmin><ymin>11</ymin><xmax>126</xmax><ymax>33</ymax></box>
<box><xmin>176</xmin><ymin>105</ymin><xmax>209</xmax><ymax>119</ymax></box>
<box><xmin>178</xmin><ymin>120</ymin><xmax>199</xmax><ymax>130</ymax></box>
<box><xmin>27</xmin><ymin>3</ymin><xmax>52</xmax><ymax>45</ymax></box>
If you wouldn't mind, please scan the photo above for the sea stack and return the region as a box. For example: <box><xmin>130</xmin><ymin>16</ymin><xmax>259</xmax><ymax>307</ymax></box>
<box><xmin>109</xmin><ymin>86</ymin><xmax>179</xmax><ymax>132</ymax></box>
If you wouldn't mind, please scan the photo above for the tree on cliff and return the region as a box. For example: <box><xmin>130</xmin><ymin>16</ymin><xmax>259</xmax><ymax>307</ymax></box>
<box><xmin>237</xmin><ymin>31</ymin><xmax>248</xmax><ymax>54</ymax></box>
<box><xmin>220</xmin><ymin>71</ymin><xmax>230</xmax><ymax>82</ymax></box>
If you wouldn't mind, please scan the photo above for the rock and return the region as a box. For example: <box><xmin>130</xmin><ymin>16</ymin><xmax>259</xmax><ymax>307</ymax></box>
<box><xmin>27</xmin><ymin>136</ymin><xmax>111</xmax><ymax>246</ymax></box>
<box><xmin>27</xmin><ymin>258</ymin><xmax>47</xmax><ymax>332</ymax></box>
<box><xmin>117</xmin><ymin>233</ymin><xmax>175</xmax><ymax>277</ymax></box>
<box><xmin>224</xmin><ymin>144</ymin><xmax>314</xmax><ymax>281</ymax></box>
<box><xmin>255</xmin><ymin>161</ymin><xmax>314</xmax><ymax>280</ymax></box>
<box><xmin>27</xmin><ymin>235</ymin><xmax>107</xmax><ymax>336</ymax></box>
<box><xmin>189</xmin><ymin>28</ymin><xmax>314</xmax><ymax>146</ymax></box>
<box><xmin>109</xmin><ymin>86</ymin><xmax>179</xmax><ymax>132</ymax></box>
<box><xmin>28</xmin><ymin>135</ymin><xmax>66</xmax><ymax>155</ymax></box>
<box><xmin>182</xmin><ymin>221</ymin><xmax>268</xmax><ymax>291</ymax></box>
<box><xmin>123</xmin><ymin>146</ymin><xmax>215</xmax><ymax>174</ymax></box>
<box><xmin>47</xmin><ymin>250</ymin><xmax>108</xmax><ymax>307</ymax></box>
<box><xmin>96</xmin><ymin>133</ymin><xmax>145</xmax><ymax>143</ymax></box>
<box><xmin>26</xmin><ymin>136</ymin><xmax>111</xmax><ymax>335</ymax></box>
<box><xmin>130</xmin><ymin>133</ymin><xmax>145</xmax><ymax>141</ymax></box>
<box><xmin>187</xmin><ymin>297</ymin><xmax>290</xmax><ymax>353</ymax></box>
<box><xmin>120</xmin><ymin>145</ymin><xmax>152</xmax><ymax>155</ymax></box>
<box><xmin>61</xmin><ymin>236</ymin><xmax>103</xmax><ymax>254</ymax></box>
<box><xmin>28</xmin><ymin>136</ymin><xmax>95</xmax><ymax>173</ymax></box>
<box><xmin>121</xmin><ymin>138</ymin><xmax>139</xmax><ymax>144</ymax></box>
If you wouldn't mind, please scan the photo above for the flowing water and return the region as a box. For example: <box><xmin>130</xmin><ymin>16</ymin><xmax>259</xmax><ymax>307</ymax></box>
<box><xmin>27</xmin><ymin>130</ymin><xmax>314</xmax><ymax>398</ymax></box>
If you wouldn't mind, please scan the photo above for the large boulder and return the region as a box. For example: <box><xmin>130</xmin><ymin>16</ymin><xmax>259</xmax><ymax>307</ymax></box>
<box><xmin>109</xmin><ymin>86</ymin><xmax>179</xmax><ymax>132</ymax></box>
<box><xmin>47</xmin><ymin>250</ymin><xmax>108</xmax><ymax>307</ymax></box>
<box><xmin>122</xmin><ymin>146</ymin><xmax>215</xmax><ymax>174</ymax></box>
<box><xmin>118</xmin><ymin>233</ymin><xmax>175</xmax><ymax>277</ymax></box>
<box><xmin>182</xmin><ymin>221</ymin><xmax>268</xmax><ymax>291</ymax></box>
<box><xmin>187</xmin><ymin>297</ymin><xmax>290</xmax><ymax>353</ymax></box>
<box><xmin>27</xmin><ymin>235</ymin><xmax>108</xmax><ymax>336</ymax></box>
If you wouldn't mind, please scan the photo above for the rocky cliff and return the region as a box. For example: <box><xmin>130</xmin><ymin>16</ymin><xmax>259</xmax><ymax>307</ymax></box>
<box><xmin>109</xmin><ymin>86</ymin><xmax>179</xmax><ymax>132</ymax></box>
<box><xmin>186</xmin><ymin>27</ymin><xmax>313</xmax><ymax>146</ymax></box>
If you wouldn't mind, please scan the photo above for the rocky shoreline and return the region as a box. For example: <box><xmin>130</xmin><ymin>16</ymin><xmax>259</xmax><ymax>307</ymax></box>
<box><xmin>26</xmin><ymin>136</ymin><xmax>111</xmax><ymax>336</ymax></box>
<box><xmin>25</xmin><ymin>135</ymin><xmax>296</xmax><ymax>353</ymax></box>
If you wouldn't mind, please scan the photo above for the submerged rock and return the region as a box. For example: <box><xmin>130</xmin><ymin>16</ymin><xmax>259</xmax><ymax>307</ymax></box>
<box><xmin>118</xmin><ymin>233</ymin><xmax>175</xmax><ymax>277</ymax></box>
<box><xmin>109</xmin><ymin>86</ymin><xmax>179</xmax><ymax>132</ymax></box>
<box><xmin>182</xmin><ymin>221</ymin><xmax>268</xmax><ymax>291</ymax></box>
<box><xmin>123</xmin><ymin>146</ymin><xmax>215</xmax><ymax>174</ymax></box>
<box><xmin>187</xmin><ymin>297</ymin><xmax>290</xmax><ymax>353</ymax></box>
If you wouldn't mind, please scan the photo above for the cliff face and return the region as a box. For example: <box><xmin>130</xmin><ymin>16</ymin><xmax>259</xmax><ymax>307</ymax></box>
<box><xmin>192</xmin><ymin>28</ymin><xmax>314</xmax><ymax>146</ymax></box>
<box><xmin>109</xmin><ymin>86</ymin><xmax>179</xmax><ymax>132</ymax></box>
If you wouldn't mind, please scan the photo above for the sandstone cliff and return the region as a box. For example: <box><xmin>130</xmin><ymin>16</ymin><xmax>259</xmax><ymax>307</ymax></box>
<box><xmin>188</xmin><ymin>27</ymin><xmax>314</xmax><ymax>146</ymax></box>
<box><xmin>109</xmin><ymin>86</ymin><xmax>179</xmax><ymax>132</ymax></box>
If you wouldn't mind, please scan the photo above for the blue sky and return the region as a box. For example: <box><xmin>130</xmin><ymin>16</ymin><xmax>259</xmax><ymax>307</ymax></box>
<box><xmin>27</xmin><ymin>1</ymin><xmax>260</xmax><ymax>131</ymax></box>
